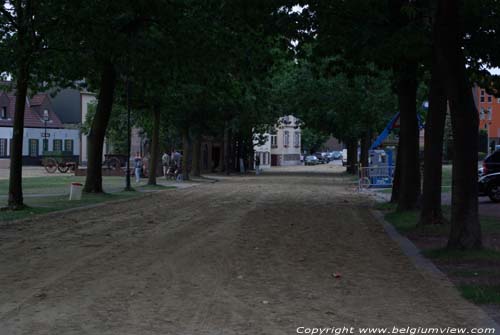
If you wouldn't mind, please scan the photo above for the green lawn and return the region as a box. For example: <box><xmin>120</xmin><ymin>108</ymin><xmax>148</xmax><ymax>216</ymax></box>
<box><xmin>459</xmin><ymin>285</ymin><xmax>500</xmax><ymax>304</ymax></box>
<box><xmin>0</xmin><ymin>176</ymin><xmax>126</xmax><ymax>195</ymax></box>
<box><xmin>0</xmin><ymin>192</ymin><xmax>142</xmax><ymax>222</ymax></box>
<box><xmin>0</xmin><ymin>176</ymin><xmax>176</xmax><ymax>222</ymax></box>
<box><xmin>374</xmin><ymin>164</ymin><xmax>453</xmax><ymax>194</ymax></box>
<box><xmin>380</xmin><ymin>203</ymin><xmax>500</xmax><ymax>307</ymax></box>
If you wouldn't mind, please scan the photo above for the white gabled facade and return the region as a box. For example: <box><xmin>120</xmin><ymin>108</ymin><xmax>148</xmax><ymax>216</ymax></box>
<box><xmin>254</xmin><ymin>115</ymin><xmax>302</xmax><ymax>168</ymax></box>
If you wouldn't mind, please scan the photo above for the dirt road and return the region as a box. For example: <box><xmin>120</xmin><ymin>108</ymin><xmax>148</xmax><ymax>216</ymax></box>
<box><xmin>0</xmin><ymin>166</ymin><xmax>495</xmax><ymax>334</ymax></box>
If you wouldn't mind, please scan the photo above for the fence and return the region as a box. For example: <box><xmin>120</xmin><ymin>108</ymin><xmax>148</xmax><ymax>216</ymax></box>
<box><xmin>358</xmin><ymin>165</ymin><xmax>395</xmax><ymax>190</ymax></box>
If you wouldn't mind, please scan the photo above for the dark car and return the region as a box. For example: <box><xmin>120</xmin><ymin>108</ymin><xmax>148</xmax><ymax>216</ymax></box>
<box><xmin>482</xmin><ymin>150</ymin><xmax>500</xmax><ymax>175</ymax></box>
<box><xmin>330</xmin><ymin>151</ymin><xmax>343</xmax><ymax>160</ymax></box>
<box><xmin>313</xmin><ymin>153</ymin><xmax>327</xmax><ymax>163</ymax></box>
<box><xmin>305</xmin><ymin>155</ymin><xmax>320</xmax><ymax>165</ymax></box>
<box><xmin>478</xmin><ymin>172</ymin><xmax>500</xmax><ymax>202</ymax></box>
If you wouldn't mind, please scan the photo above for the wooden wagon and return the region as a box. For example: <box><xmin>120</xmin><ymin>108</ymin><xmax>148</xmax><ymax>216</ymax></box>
<box><xmin>41</xmin><ymin>150</ymin><xmax>78</xmax><ymax>173</ymax></box>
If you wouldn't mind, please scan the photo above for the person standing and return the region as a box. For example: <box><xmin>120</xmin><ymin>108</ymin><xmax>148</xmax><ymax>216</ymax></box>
<box><xmin>162</xmin><ymin>151</ymin><xmax>171</xmax><ymax>178</ymax></box>
<box><xmin>134</xmin><ymin>152</ymin><xmax>143</xmax><ymax>183</ymax></box>
<box><xmin>255</xmin><ymin>155</ymin><xmax>261</xmax><ymax>176</ymax></box>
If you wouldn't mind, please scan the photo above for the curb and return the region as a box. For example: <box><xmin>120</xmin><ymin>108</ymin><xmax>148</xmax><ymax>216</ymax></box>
<box><xmin>371</xmin><ymin>210</ymin><xmax>500</xmax><ymax>331</ymax></box>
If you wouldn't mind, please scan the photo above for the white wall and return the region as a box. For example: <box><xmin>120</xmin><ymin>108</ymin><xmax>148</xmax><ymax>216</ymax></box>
<box><xmin>0</xmin><ymin>127</ymin><xmax>80</xmax><ymax>156</ymax></box>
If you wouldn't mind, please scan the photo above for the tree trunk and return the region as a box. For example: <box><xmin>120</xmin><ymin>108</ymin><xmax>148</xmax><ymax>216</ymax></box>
<box><xmin>395</xmin><ymin>62</ymin><xmax>421</xmax><ymax>211</ymax></box>
<box><xmin>419</xmin><ymin>45</ymin><xmax>448</xmax><ymax>225</ymax></box>
<box><xmin>84</xmin><ymin>61</ymin><xmax>117</xmax><ymax>193</ymax></box>
<box><xmin>435</xmin><ymin>0</ymin><xmax>481</xmax><ymax>249</ymax></box>
<box><xmin>224</xmin><ymin>125</ymin><xmax>231</xmax><ymax>175</ymax></box>
<box><xmin>8</xmin><ymin>63</ymin><xmax>30</xmax><ymax>210</ymax></box>
<box><xmin>346</xmin><ymin>138</ymin><xmax>358</xmax><ymax>174</ymax></box>
<box><xmin>147</xmin><ymin>105</ymin><xmax>160</xmax><ymax>185</ymax></box>
<box><xmin>391</xmin><ymin>150</ymin><xmax>401</xmax><ymax>203</ymax></box>
<box><xmin>181</xmin><ymin>127</ymin><xmax>190</xmax><ymax>181</ymax></box>
<box><xmin>191</xmin><ymin>133</ymin><xmax>201</xmax><ymax>177</ymax></box>
<box><xmin>360</xmin><ymin>131</ymin><xmax>371</xmax><ymax>168</ymax></box>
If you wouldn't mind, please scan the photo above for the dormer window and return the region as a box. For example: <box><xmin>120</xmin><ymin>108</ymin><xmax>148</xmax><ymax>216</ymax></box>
<box><xmin>1</xmin><ymin>107</ymin><xmax>6</xmax><ymax>119</ymax></box>
<box><xmin>43</xmin><ymin>109</ymin><xmax>49</xmax><ymax>121</ymax></box>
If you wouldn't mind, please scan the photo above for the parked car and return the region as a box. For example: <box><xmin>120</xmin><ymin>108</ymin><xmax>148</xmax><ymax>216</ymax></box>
<box><xmin>482</xmin><ymin>150</ymin><xmax>500</xmax><ymax>175</ymax></box>
<box><xmin>329</xmin><ymin>151</ymin><xmax>342</xmax><ymax>160</ymax></box>
<box><xmin>313</xmin><ymin>153</ymin><xmax>327</xmax><ymax>163</ymax></box>
<box><xmin>479</xmin><ymin>172</ymin><xmax>500</xmax><ymax>202</ymax></box>
<box><xmin>305</xmin><ymin>155</ymin><xmax>320</xmax><ymax>165</ymax></box>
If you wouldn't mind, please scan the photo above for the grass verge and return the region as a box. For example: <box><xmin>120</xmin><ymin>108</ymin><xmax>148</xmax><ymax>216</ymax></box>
<box><xmin>379</xmin><ymin>202</ymin><xmax>500</xmax><ymax>310</ymax></box>
<box><xmin>0</xmin><ymin>192</ymin><xmax>143</xmax><ymax>222</ymax></box>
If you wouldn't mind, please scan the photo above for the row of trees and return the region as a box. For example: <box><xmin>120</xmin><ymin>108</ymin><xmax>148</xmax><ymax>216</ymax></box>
<box><xmin>2</xmin><ymin>1</ymin><xmax>499</xmax><ymax>250</ymax></box>
<box><xmin>286</xmin><ymin>0</ymin><xmax>500</xmax><ymax>249</ymax></box>
<box><xmin>0</xmin><ymin>0</ymin><xmax>301</xmax><ymax>207</ymax></box>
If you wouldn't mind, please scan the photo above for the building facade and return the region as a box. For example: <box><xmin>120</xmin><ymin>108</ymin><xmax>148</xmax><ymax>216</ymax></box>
<box><xmin>0</xmin><ymin>92</ymin><xmax>79</xmax><ymax>166</ymax></box>
<box><xmin>474</xmin><ymin>85</ymin><xmax>500</xmax><ymax>151</ymax></box>
<box><xmin>254</xmin><ymin>115</ymin><xmax>302</xmax><ymax>168</ymax></box>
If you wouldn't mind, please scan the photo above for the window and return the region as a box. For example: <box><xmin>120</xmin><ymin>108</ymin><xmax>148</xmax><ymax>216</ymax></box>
<box><xmin>0</xmin><ymin>138</ymin><xmax>7</xmax><ymax>157</ymax></box>
<box><xmin>497</xmin><ymin>98</ymin><xmax>500</xmax><ymax>104</ymax></box>
<box><xmin>283</xmin><ymin>131</ymin><xmax>289</xmax><ymax>147</ymax></box>
<box><xmin>29</xmin><ymin>139</ymin><xmax>39</xmax><ymax>157</ymax></box>
<box><xmin>480</xmin><ymin>108</ymin><xmax>486</xmax><ymax>120</ymax></box>
<box><xmin>43</xmin><ymin>139</ymin><xmax>49</xmax><ymax>152</ymax></box>
<box><xmin>271</xmin><ymin>135</ymin><xmax>277</xmax><ymax>148</ymax></box>
<box><xmin>488</xmin><ymin>95</ymin><xmax>492</xmax><ymax>103</ymax></box>
<box><xmin>294</xmin><ymin>132</ymin><xmax>300</xmax><ymax>147</ymax></box>
<box><xmin>53</xmin><ymin>139</ymin><xmax>62</xmax><ymax>151</ymax></box>
<box><xmin>488</xmin><ymin>107</ymin><xmax>493</xmax><ymax>120</ymax></box>
<box><xmin>480</xmin><ymin>90</ymin><xmax>485</xmax><ymax>102</ymax></box>
<box><xmin>64</xmin><ymin>139</ymin><xmax>73</xmax><ymax>153</ymax></box>
<box><xmin>1</xmin><ymin>107</ymin><xmax>6</xmax><ymax>119</ymax></box>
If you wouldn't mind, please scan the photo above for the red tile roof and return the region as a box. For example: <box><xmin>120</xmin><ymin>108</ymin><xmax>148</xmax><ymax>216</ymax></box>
<box><xmin>0</xmin><ymin>93</ymin><xmax>64</xmax><ymax>128</ymax></box>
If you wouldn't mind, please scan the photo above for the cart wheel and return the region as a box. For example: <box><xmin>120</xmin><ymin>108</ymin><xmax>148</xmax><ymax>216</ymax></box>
<box><xmin>57</xmin><ymin>164</ymin><xmax>70</xmax><ymax>173</ymax></box>
<box><xmin>44</xmin><ymin>158</ymin><xmax>57</xmax><ymax>173</ymax></box>
<box><xmin>359</xmin><ymin>177</ymin><xmax>371</xmax><ymax>189</ymax></box>
<box><xmin>107</xmin><ymin>157</ymin><xmax>121</xmax><ymax>170</ymax></box>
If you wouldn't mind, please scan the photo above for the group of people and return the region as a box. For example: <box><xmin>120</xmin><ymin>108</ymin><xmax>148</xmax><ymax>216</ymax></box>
<box><xmin>133</xmin><ymin>150</ymin><xmax>182</xmax><ymax>183</ymax></box>
<box><xmin>161</xmin><ymin>150</ymin><xmax>183</xmax><ymax>181</ymax></box>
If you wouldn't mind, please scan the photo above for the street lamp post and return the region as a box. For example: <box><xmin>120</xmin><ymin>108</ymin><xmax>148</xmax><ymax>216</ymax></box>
<box><xmin>125</xmin><ymin>78</ymin><xmax>133</xmax><ymax>191</ymax></box>
<box><xmin>43</xmin><ymin>109</ymin><xmax>49</xmax><ymax>152</ymax></box>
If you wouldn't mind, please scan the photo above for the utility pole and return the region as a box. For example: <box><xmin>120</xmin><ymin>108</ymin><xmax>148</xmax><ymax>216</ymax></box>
<box><xmin>125</xmin><ymin>78</ymin><xmax>133</xmax><ymax>191</ymax></box>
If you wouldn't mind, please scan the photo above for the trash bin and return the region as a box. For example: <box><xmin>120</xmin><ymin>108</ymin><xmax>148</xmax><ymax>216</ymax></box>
<box><xmin>69</xmin><ymin>182</ymin><xmax>83</xmax><ymax>200</ymax></box>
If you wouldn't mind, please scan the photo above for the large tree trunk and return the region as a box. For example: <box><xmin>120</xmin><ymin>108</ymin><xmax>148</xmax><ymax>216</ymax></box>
<box><xmin>395</xmin><ymin>62</ymin><xmax>421</xmax><ymax>211</ymax></box>
<box><xmin>181</xmin><ymin>127</ymin><xmax>190</xmax><ymax>181</ymax></box>
<box><xmin>391</xmin><ymin>150</ymin><xmax>401</xmax><ymax>203</ymax></box>
<box><xmin>419</xmin><ymin>46</ymin><xmax>448</xmax><ymax>226</ymax></box>
<box><xmin>191</xmin><ymin>133</ymin><xmax>201</xmax><ymax>177</ymax></box>
<box><xmin>8</xmin><ymin>63</ymin><xmax>30</xmax><ymax>210</ymax></box>
<box><xmin>435</xmin><ymin>0</ymin><xmax>481</xmax><ymax>249</ymax></box>
<box><xmin>147</xmin><ymin>105</ymin><xmax>160</xmax><ymax>185</ymax></box>
<box><xmin>84</xmin><ymin>61</ymin><xmax>117</xmax><ymax>193</ymax></box>
<box><xmin>360</xmin><ymin>131</ymin><xmax>371</xmax><ymax>168</ymax></box>
<box><xmin>346</xmin><ymin>138</ymin><xmax>358</xmax><ymax>174</ymax></box>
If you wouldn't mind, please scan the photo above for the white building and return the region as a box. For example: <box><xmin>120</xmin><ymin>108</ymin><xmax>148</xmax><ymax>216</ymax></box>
<box><xmin>254</xmin><ymin>115</ymin><xmax>302</xmax><ymax>168</ymax></box>
<box><xmin>0</xmin><ymin>92</ymin><xmax>79</xmax><ymax>167</ymax></box>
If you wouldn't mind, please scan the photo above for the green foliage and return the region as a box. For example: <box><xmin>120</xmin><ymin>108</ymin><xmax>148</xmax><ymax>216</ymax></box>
<box><xmin>82</xmin><ymin>102</ymin><xmax>135</xmax><ymax>154</ymax></box>
<box><xmin>301</xmin><ymin>128</ymin><xmax>329</xmax><ymax>154</ymax></box>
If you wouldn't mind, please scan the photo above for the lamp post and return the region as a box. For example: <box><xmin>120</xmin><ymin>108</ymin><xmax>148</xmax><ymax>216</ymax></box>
<box><xmin>125</xmin><ymin>78</ymin><xmax>133</xmax><ymax>191</ymax></box>
<box><xmin>43</xmin><ymin>109</ymin><xmax>49</xmax><ymax>152</ymax></box>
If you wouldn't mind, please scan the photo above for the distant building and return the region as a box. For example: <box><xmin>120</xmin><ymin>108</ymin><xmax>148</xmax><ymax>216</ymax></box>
<box><xmin>254</xmin><ymin>115</ymin><xmax>302</xmax><ymax>168</ymax></box>
<box><xmin>0</xmin><ymin>92</ymin><xmax>79</xmax><ymax>166</ymax></box>
<box><xmin>474</xmin><ymin>85</ymin><xmax>500</xmax><ymax>152</ymax></box>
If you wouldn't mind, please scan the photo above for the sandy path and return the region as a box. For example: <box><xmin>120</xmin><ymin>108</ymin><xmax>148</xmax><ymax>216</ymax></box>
<box><xmin>0</xmin><ymin>167</ymin><xmax>494</xmax><ymax>334</ymax></box>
